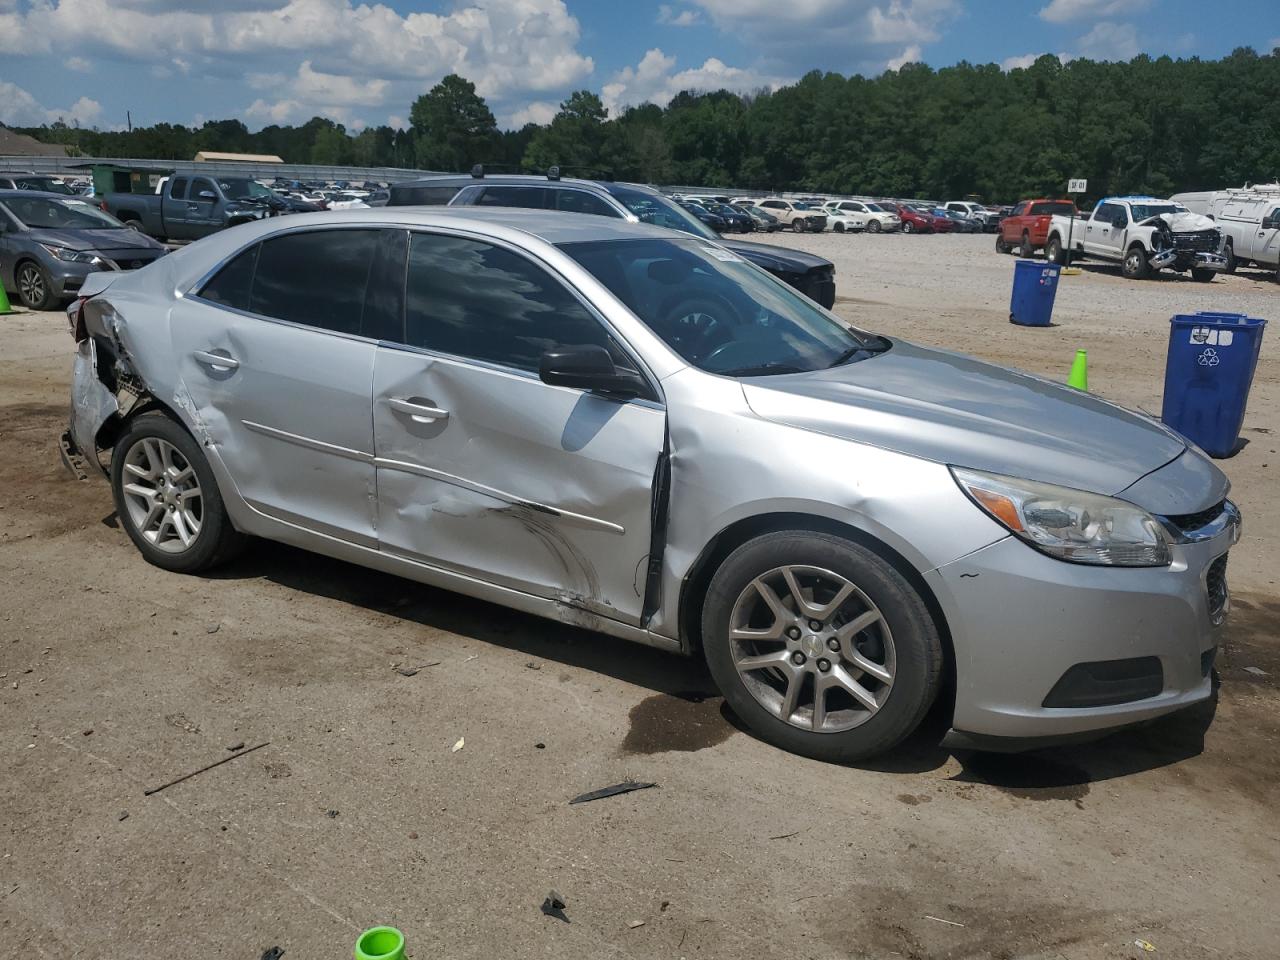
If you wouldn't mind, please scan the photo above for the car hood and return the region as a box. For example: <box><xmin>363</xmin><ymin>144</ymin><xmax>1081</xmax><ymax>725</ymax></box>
<box><xmin>720</xmin><ymin>238</ymin><xmax>832</xmax><ymax>273</ymax></box>
<box><xmin>741</xmin><ymin>339</ymin><xmax>1193</xmax><ymax>501</ymax></box>
<box><xmin>1142</xmin><ymin>211</ymin><xmax>1217</xmax><ymax>233</ymax></box>
<box><xmin>26</xmin><ymin>226</ymin><xmax>165</xmax><ymax>253</ymax></box>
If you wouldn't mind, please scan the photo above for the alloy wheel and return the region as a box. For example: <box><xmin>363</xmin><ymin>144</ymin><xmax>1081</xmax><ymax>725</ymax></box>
<box><xmin>119</xmin><ymin>436</ymin><xmax>204</xmax><ymax>553</ymax></box>
<box><xmin>18</xmin><ymin>265</ymin><xmax>45</xmax><ymax>307</ymax></box>
<box><xmin>729</xmin><ymin>564</ymin><xmax>895</xmax><ymax>733</ymax></box>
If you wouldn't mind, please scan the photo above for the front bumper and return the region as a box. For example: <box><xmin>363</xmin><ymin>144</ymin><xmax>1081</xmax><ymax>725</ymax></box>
<box><xmin>926</xmin><ymin>521</ymin><xmax>1235</xmax><ymax>745</ymax></box>
<box><xmin>1150</xmin><ymin>248</ymin><xmax>1229</xmax><ymax>272</ymax></box>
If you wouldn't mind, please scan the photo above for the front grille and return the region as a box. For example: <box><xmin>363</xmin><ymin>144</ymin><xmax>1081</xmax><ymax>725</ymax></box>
<box><xmin>1206</xmin><ymin>554</ymin><xmax>1228</xmax><ymax>621</ymax></box>
<box><xmin>1166</xmin><ymin>500</ymin><xmax>1226</xmax><ymax>535</ymax></box>
<box><xmin>1172</xmin><ymin>229</ymin><xmax>1220</xmax><ymax>253</ymax></box>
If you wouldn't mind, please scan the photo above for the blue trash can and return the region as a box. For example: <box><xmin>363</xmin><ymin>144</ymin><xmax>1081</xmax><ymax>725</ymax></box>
<box><xmin>1009</xmin><ymin>260</ymin><xmax>1061</xmax><ymax>327</ymax></box>
<box><xmin>1161</xmin><ymin>312</ymin><xmax>1267</xmax><ymax>458</ymax></box>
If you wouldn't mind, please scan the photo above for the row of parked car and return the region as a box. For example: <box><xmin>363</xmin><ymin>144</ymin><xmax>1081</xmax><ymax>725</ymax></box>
<box><xmin>672</xmin><ymin>194</ymin><xmax>1007</xmax><ymax>236</ymax></box>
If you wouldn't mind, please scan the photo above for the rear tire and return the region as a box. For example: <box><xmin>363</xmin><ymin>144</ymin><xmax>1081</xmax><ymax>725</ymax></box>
<box><xmin>701</xmin><ymin>530</ymin><xmax>943</xmax><ymax>763</ymax></box>
<box><xmin>110</xmin><ymin>411</ymin><xmax>246</xmax><ymax>573</ymax></box>
<box><xmin>1046</xmin><ymin>236</ymin><xmax>1066</xmax><ymax>265</ymax></box>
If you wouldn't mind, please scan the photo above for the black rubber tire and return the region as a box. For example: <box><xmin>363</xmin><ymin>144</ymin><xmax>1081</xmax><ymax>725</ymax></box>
<box><xmin>1122</xmin><ymin>244</ymin><xmax>1151</xmax><ymax>280</ymax></box>
<box><xmin>792</xmin><ymin>218</ymin><xmax>806</xmax><ymax>233</ymax></box>
<box><xmin>902</xmin><ymin>221</ymin><xmax>915</xmax><ymax>234</ymax></box>
<box><xmin>701</xmin><ymin>530</ymin><xmax>944</xmax><ymax>763</ymax></box>
<box><xmin>1046</xmin><ymin>236</ymin><xmax>1065</xmax><ymax>265</ymax></box>
<box><xmin>1191</xmin><ymin>268</ymin><xmax>1216</xmax><ymax>283</ymax></box>
<box><xmin>867</xmin><ymin>219</ymin><xmax>881</xmax><ymax>234</ymax></box>
<box><xmin>1222</xmin><ymin>239</ymin><xmax>1237</xmax><ymax>274</ymax></box>
<box><xmin>995</xmin><ymin>232</ymin><xmax>1011</xmax><ymax>254</ymax></box>
<box><xmin>110</xmin><ymin>411</ymin><xmax>246</xmax><ymax>573</ymax></box>
<box><xmin>833</xmin><ymin>222</ymin><xmax>845</xmax><ymax>234</ymax></box>
<box><xmin>15</xmin><ymin>260</ymin><xmax>55</xmax><ymax>310</ymax></box>
<box><xmin>1020</xmin><ymin>231</ymin><xmax>1035</xmax><ymax>258</ymax></box>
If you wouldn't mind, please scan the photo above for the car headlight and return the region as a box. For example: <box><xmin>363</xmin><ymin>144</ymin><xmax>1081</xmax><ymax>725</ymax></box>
<box><xmin>40</xmin><ymin>243</ymin><xmax>102</xmax><ymax>265</ymax></box>
<box><xmin>951</xmin><ymin>467</ymin><xmax>1171</xmax><ymax>566</ymax></box>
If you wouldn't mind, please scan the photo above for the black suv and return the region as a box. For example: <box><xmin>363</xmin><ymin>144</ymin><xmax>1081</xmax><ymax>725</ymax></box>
<box><xmin>388</xmin><ymin>173</ymin><xmax>835</xmax><ymax>308</ymax></box>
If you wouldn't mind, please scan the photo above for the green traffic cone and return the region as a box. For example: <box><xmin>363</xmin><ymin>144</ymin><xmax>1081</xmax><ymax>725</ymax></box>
<box><xmin>0</xmin><ymin>277</ymin><xmax>14</xmax><ymax>315</ymax></box>
<box><xmin>1067</xmin><ymin>349</ymin><xmax>1088</xmax><ymax>391</ymax></box>
<box><xmin>355</xmin><ymin>926</ymin><xmax>404</xmax><ymax>960</ymax></box>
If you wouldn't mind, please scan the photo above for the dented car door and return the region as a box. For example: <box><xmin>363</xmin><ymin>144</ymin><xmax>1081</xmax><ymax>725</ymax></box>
<box><xmin>371</xmin><ymin>230</ymin><xmax>664</xmax><ymax>625</ymax></box>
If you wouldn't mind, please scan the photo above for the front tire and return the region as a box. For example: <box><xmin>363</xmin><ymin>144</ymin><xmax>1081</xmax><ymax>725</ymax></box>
<box><xmin>701</xmin><ymin>531</ymin><xmax>943</xmax><ymax>762</ymax></box>
<box><xmin>110</xmin><ymin>411</ymin><xmax>246</xmax><ymax>573</ymax></box>
<box><xmin>995</xmin><ymin>232</ymin><xmax>1011</xmax><ymax>254</ymax></box>
<box><xmin>15</xmin><ymin>261</ymin><xmax>55</xmax><ymax>310</ymax></box>
<box><xmin>1191</xmin><ymin>267</ymin><xmax>1216</xmax><ymax>283</ymax></box>
<box><xmin>1222</xmin><ymin>239</ymin><xmax>1236</xmax><ymax>274</ymax></box>
<box><xmin>833</xmin><ymin>222</ymin><xmax>845</xmax><ymax>234</ymax></box>
<box><xmin>867</xmin><ymin>219</ymin><xmax>881</xmax><ymax>234</ymax></box>
<box><xmin>902</xmin><ymin>221</ymin><xmax>915</xmax><ymax>234</ymax></box>
<box><xmin>1122</xmin><ymin>245</ymin><xmax>1151</xmax><ymax>280</ymax></box>
<box><xmin>1020</xmin><ymin>231</ymin><xmax>1034</xmax><ymax>258</ymax></box>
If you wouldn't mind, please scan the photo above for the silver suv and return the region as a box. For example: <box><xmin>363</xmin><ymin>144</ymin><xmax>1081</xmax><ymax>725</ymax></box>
<box><xmin>62</xmin><ymin>208</ymin><xmax>1236</xmax><ymax>760</ymax></box>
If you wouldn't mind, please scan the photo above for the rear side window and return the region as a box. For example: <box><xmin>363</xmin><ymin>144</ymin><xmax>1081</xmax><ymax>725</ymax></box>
<box><xmin>403</xmin><ymin>232</ymin><xmax>631</xmax><ymax>374</ymax></box>
<box><xmin>388</xmin><ymin>183</ymin><xmax>461</xmax><ymax>206</ymax></box>
<box><xmin>477</xmin><ymin>186</ymin><xmax>548</xmax><ymax>209</ymax></box>
<box><xmin>168</xmin><ymin>178</ymin><xmax>189</xmax><ymax>200</ymax></box>
<box><xmin>199</xmin><ymin>244</ymin><xmax>258</xmax><ymax>312</ymax></box>
<box><xmin>250</xmin><ymin>230</ymin><xmax>380</xmax><ymax>335</ymax></box>
<box><xmin>1030</xmin><ymin>201</ymin><xmax>1074</xmax><ymax>216</ymax></box>
<box><xmin>553</xmin><ymin>189</ymin><xmax>615</xmax><ymax>217</ymax></box>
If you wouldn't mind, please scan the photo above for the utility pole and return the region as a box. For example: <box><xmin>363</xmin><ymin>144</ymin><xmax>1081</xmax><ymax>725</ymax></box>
<box><xmin>126</xmin><ymin>110</ymin><xmax>132</xmax><ymax>132</ymax></box>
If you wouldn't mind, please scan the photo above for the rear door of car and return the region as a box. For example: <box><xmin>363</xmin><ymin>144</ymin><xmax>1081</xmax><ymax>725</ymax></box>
<box><xmin>163</xmin><ymin>177</ymin><xmax>193</xmax><ymax>239</ymax></box>
<box><xmin>173</xmin><ymin>226</ymin><xmax>403</xmax><ymax>545</ymax></box>
<box><xmin>370</xmin><ymin>229</ymin><xmax>665</xmax><ymax>626</ymax></box>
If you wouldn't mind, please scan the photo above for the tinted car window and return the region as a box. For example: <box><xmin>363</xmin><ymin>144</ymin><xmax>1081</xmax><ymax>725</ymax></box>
<box><xmin>1094</xmin><ymin>203</ymin><xmax>1120</xmax><ymax>223</ymax></box>
<box><xmin>554</xmin><ymin>189</ymin><xmax>616</xmax><ymax>217</ymax></box>
<box><xmin>169</xmin><ymin>178</ymin><xmax>189</xmax><ymax>200</ymax></box>
<box><xmin>477</xmin><ymin>186</ymin><xmax>548</xmax><ymax>209</ymax></box>
<box><xmin>250</xmin><ymin>229</ymin><xmax>381</xmax><ymax>335</ymax></box>
<box><xmin>389</xmin><ymin>184</ymin><xmax>461</xmax><ymax>205</ymax></box>
<box><xmin>191</xmin><ymin>178</ymin><xmax>217</xmax><ymax>201</ymax></box>
<box><xmin>404</xmin><ymin>232</ymin><xmax>633</xmax><ymax>374</ymax></box>
<box><xmin>1030</xmin><ymin>201</ymin><xmax>1074</xmax><ymax>217</ymax></box>
<box><xmin>1010</xmin><ymin>202</ymin><xmax>1028</xmax><ymax>216</ymax></box>
<box><xmin>198</xmin><ymin>244</ymin><xmax>258</xmax><ymax>312</ymax></box>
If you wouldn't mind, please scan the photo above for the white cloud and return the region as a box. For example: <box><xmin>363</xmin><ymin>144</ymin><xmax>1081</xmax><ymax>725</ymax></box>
<box><xmin>1001</xmin><ymin>53</ymin><xmax>1041</xmax><ymax>71</ymax></box>
<box><xmin>657</xmin><ymin>4</ymin><xmax>701</xmax><ymax>26</ymax></box>
<box><xmin>601</xmin><ymin>48</ymin><xmax>790</xmax><ymax>115</ymax></box>
<box><xmin>0</xmin><ymin>81</ymin><xmax>103</xmax><ymax>126</ymax></box>
<box><xmin>66</xmin><ymin>56</ymin><xmax>93</xmax><ymax>71</ymax></box>
<box><xmin>1038</xmin><ymin>0</ymin><xmax>1149</xmax><ymax>23</ymax></box>
<box><xmin>1269</xmin><ymin>36</ymin><xmax>1279</xmax><ymax>51</ymax></box>
<box><xmin>0</xmin><ymin>0</ymin><xmax>594</xmax><ymax>128</ymax></box>
<box><xmin>502</xmin><ymin>100</ymin><xmax>559</xmax><ymax>128</ymax></box>
<box><xmin>1075</xmin><ymin>20</ymin><xmax>1139</xmax><ymax>60</ymax></box>
<box><xmin>386</xmin><ymin>114</ymin><xmax>406</xmax><ymax>129</ymax></box>
<box><xmin>886</xmin><ymin>44</ymin><xmax>922</xmax><ymax>70</ymax></box>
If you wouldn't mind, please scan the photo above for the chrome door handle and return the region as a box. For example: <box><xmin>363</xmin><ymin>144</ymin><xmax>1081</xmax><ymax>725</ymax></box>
<box><xmin>193</xmin><ymin>349</ymin><xmax>239</xmax><ymax>371</ymax></box>
<box><xmin>388</xmin><ymin>398</ymin><xmax>449</xmax><ymax>423</ymax></box>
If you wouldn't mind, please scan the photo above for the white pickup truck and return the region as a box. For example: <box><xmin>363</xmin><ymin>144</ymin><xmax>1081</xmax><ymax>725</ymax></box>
<box><xmin>1044</xmin><ymin>196</ymin><xmax>1228</xmax><ymax>281</ymax></box>
<box><xmin>1172</xmin><ymin>185</ymin><xmax>1280</xmax><ymax>277</ymax></box>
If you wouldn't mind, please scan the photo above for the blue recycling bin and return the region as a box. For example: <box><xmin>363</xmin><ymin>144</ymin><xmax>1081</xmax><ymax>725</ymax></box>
<box><xmin>1161</xmin><ymin>312</ymin><xmax>1267</xmax><ymax>458</ymax></box>
<box><xmin>1009</xmin><ymin>260</ymin><xmax>1061</xmax><ymax>327</ymax></box>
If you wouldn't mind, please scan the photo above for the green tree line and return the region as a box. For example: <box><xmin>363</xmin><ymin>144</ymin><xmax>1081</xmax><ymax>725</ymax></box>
<box><xmin>11</xmin><ymin>48</ymin><xmax>1280</xmax><ymax>201</ymax></box>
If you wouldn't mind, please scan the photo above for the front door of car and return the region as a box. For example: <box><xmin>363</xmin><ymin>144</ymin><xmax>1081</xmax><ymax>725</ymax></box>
<box><xmin>371</xmin><ymin>230</ymin><xmax>665</xmax><ymax>626</ymax></box>
<box><xmin>1085</xmin><ymin>204</ymin><xmax>1116</xmax><ymax>255</ymax></box>
<box><xmin>186</xmin><ymin>178</ymin><xmax>220</xmax><ymax>237</ymax></box>
<box><xmin>171</xmin><ymin>227</ymin><xmax>404</xmax><ymax>546</ymax></box>
<box><xmin>1250</xmin><ymin>204</ymin><xmax>1280</xmax><ymax>264</ymax></box>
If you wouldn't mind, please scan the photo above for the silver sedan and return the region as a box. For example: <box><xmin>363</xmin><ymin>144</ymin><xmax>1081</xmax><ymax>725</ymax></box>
<box><xmin>61</xmin><ymin>208</ymin><xmax>1238</xmax><ymax>760</ymax></box>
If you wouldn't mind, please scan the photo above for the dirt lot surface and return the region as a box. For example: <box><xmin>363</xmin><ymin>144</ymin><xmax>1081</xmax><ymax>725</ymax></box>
<box><xmin>2</xmin><ymin>236</ymin><xmax>1278</xmax><ymax>960</ymax></box>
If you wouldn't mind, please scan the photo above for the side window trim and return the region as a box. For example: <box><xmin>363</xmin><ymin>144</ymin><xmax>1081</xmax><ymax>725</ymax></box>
<box><xmin>389</xmin><ymin>227</ymin><xmax>662</xmax><ymax>404</ymax></box>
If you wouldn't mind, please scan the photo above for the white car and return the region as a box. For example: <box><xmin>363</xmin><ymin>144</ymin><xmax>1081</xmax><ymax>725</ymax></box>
<box><xmin>821</xmin><ymin>207</ymin><xmax>864</xmax><ymax>233</ymax></box>
<box><xmin>1172</xmin><ymin>185</ymin><xmax>1280</xmax><ymax>276</ymax></box>
<box><xmin>755</xmin><ymin>199</ymin><xmax>827</xmax><ymax>232</ymax></box>
<box><xmin>823</xmin><ymin>200</ymin><xmax>901</xmax><ymax>234</ymax></box>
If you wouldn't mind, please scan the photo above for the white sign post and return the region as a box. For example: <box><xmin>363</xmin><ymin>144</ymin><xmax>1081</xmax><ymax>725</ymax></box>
<box><xmin>1064</xmin><ymin>179</ymin><xmax>1087</xmax><ymax>272</ymax></box>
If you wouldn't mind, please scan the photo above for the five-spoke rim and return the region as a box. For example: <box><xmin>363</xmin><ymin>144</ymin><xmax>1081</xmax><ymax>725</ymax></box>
<box><xmin>729</xmin><ymin>564</ymin><xmax>895</xmax><ymax>734</ymax></box>
<box><xmin>120</xmin><ymin>437</ymin><xmax>203</xmax><ymax>554</ymax></box>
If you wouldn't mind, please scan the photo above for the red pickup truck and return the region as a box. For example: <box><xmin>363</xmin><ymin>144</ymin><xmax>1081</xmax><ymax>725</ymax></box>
<box><xmin>997</xmin><ymin>199</ymin><xmax>1077</xmax><ymax>256</ymax></box>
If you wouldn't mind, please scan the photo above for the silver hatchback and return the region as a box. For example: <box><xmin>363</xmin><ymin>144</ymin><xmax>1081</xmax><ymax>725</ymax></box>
<box><xmin>62</xmin><ymin>208</ymin><xmax>1238</xmax><ymax>760</ymax></box>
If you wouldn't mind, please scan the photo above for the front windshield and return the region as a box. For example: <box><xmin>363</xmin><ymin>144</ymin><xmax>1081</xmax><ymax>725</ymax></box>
<box><xmin>1130</xmin><ymin>203</ymin><xmax>1181</xmax><ymax>221</ymax></box>
<box><xmin>560</xmin><ymin>237</ymin><xmax>886</xmax><ymax>377</ymax></box>
<box><xmin>792</xmin><ymin>202</ymin><xmax>813</xmax><ymax>210</ymax></box>
<box><xmin>219</xmin><ymin>180</ymin><xmax>274</xmax><ymax>200</ymax></box>
<box><xmin>2</xmin><ymin>196</ymin><xmax>124</xmax><ymax>229</ymax></box>
<box><xmin>863</xmin><ymin>203</ymin><xmax>883</xmax><ymax>212</ymax></box>
<box><xmin>610</xmin><ymin>186</ymin><xmax>719</xmax><ymax>241</ymax></box>
<box><xmin>15</xmin><ymin>176</ymin><xmax>74</xmax><ymax>195</ymax></box>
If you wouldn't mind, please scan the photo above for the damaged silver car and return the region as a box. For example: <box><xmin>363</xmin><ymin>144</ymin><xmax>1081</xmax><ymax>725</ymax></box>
<box><xmin>62</xmin><ymin>208</ymin><xmax>1239</xmax><ymax>760</ymax></box>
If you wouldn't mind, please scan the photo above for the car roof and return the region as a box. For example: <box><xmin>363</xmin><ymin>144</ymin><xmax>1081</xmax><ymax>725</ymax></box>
<box><xmin>393</xmin><ymin>173</ymin><xmax>658</xmax><ymax>196</ymax></box>
<box><xmin>0</xmin><ymin>189</ymin><xmax>86</xmax><ymax>200</ymax></box>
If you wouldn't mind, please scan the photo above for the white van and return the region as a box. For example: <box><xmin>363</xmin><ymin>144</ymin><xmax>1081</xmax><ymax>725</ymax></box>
<box><xmin>1173</xmin><ymin>185</ymin><xmax>1280</xmax><ymax>275</ymax></box>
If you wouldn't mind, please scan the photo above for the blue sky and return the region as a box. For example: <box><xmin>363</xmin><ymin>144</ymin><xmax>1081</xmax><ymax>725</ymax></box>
<box><xmin>1</xmin><ymin>0</ymin><xmax>1276</xmax><ymax>132</ymax></box>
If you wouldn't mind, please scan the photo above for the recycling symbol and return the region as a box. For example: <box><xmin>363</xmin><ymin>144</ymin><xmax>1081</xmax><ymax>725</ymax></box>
<box><xmin>1197</xmin><ymin>348</ymin><xmax>1220</xmax><ymax>367</ymax></box>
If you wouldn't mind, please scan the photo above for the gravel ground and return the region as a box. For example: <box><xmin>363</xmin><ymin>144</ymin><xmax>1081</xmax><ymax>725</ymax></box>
<box><xmin>1</xmin><ymin>236</ymin><xmax>1278</xmax><ymax>960</ymax></box>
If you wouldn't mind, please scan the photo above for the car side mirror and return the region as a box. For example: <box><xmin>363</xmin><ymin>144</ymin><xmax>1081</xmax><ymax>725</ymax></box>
<box><xmin>198</xmin><ymin>190</ymin><xmax>216</xmax><ymax>201</ymax></box>
<box><xmin>539</xmin><ymin>345</ymin><xmax>645</xmax><ymax>398</ymax></box>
